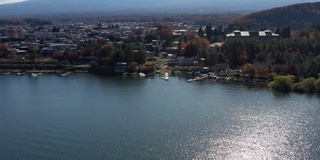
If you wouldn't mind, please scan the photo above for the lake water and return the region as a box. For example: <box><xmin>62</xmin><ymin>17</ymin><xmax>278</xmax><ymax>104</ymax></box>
<box><xmin>1</xmin><ymin>74</ymin><xmax>320</xmax><ymax>160</ymax></box>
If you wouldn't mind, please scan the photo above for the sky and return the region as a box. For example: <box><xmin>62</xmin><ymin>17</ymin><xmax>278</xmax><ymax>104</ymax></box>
<box><xmin>0</xmin><ymin>0</ymin><xmax>319</xmax><ymax>16</ymax></box>
<box><xmin>0</xmin><ymin>0</ymin><xmax>318</xmax><ymax>6</ymax></box>
<box><xmin>0</xmin><ymin>0</ymin><xmax>28</xmax><ymax>5</ymax></box>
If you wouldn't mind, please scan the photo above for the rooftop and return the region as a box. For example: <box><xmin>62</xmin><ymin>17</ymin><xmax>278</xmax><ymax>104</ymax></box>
<box><xmin>226</xmin><ymin>30</ymin><xmax>279</xmax><ymax>37</ymax></box>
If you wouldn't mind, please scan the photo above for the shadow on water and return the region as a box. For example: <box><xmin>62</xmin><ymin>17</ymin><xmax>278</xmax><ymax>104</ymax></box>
<box><xmin>93</xmin><ymin>74</ymin><xmax>148</xmax><ymax>87</ymax></box>
<box><xmin>317</xmin><ymin>93</ymin><xmax>320</xmax><ymax>99</ymax></box>
<box><xmin>271</xmin><ymin>90</ymin><xmax>320</xmax><ymax>101</ymax></box>
<box><xmin>271</xmin><ymin>90</ymin><xmax>291</xmax><ymax>99</ymax></box>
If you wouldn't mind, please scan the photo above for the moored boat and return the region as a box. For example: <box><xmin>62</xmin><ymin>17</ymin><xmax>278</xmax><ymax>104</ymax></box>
<box><xmin>138</xmin><ymin>72</ymin><xmax>146</xmax><ymax>77</ymax></box>
<box><xmin>164</xmin><ymin>72</ymin><xmax>169</xmax><ymax>80</ymax></box>
<box><xmin>30</xmin><ymin>73</ymin><xmax>41</xmax><ymax>78</ymax></box>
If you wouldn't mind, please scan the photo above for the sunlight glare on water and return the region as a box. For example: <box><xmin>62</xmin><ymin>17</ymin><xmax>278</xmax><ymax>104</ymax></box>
<box><xmin>193</xmin><ymin>97</ymin><xmax>320</xmax><ymax>160</ymax></box>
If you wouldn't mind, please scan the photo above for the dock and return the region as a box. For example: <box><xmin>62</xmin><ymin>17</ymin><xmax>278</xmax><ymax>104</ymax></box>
<box><xmin>187</xmin><ymin>75</ymin><xmax>208</xmax><ymax>83</ymax></box>
<box><xmin>59</xmin><ymin>72</ymin><xmax>71</xmax><ymax>77</ymax></box>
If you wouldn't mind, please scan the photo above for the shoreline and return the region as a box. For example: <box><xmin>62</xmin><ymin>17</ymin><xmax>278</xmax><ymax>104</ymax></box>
<box><xmin>1</xmin><ymin>68</ymin><xmax>319</xmax><ymax>95</ymax></box>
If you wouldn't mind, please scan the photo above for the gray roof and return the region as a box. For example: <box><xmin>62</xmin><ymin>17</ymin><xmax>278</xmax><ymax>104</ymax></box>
<box><xmin>226</xmin><ymin>30</ymin><xmax>279</xmax><ymax>37</ymax></box>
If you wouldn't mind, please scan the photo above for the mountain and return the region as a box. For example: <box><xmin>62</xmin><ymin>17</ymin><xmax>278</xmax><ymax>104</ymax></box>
<box><xmin>235</xmin><ymin>2</ymin><xmax>320</xmax><ymax>29</ymax></box>
<box><xmin>0</xmin><ymin>0</ymin><xmax>319</xmax><ymax>18</ymax></box>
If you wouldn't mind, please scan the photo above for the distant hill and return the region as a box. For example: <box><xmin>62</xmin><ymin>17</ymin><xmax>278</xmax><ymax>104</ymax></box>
<box><xmin>0</xmin><ymin>18</ymin><xmax>53</xmax><ymax>25</ymax></box>
<box><xmin>235</xmin><ymin>2</ymin><xmax>320</xmax><ymax>29</ymax></box>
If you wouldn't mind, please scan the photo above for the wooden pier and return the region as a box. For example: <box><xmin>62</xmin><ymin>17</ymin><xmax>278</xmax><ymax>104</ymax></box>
<box><xmin>187</xmin><ymin>75</ymin><xmax>208</xmax><ymax>83</ymax></box>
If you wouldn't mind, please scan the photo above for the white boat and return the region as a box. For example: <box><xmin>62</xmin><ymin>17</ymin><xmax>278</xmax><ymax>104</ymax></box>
<box><xmin>138</xmin><ymin>72</ymin><xmax>146</xmax><ymax>77</ymax></box>
<box><xmin>30</xmin><ymin>73</ymin><xmax>41</xmax><ymax>78</ymax></box>
<box><xmin>15</xmin><ymin>72</ymin><xmax>25</xmax><ymax>76</ymax></box>
<box><xmin>164</xmin><ymin>72</ymin><xmax>169</xmax><ymax>80</ymax></box>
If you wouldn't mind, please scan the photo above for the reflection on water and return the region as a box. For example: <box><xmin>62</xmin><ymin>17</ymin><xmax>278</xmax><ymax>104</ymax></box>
<box><xmin>193</xmin><ymin>94</ymin><xmax>320</xmax><ymax>159</ymax></box>
<box><xmin>0</xmin><ymin>74</ymin><xmax>320</xmax><ymax>160</ymax></box>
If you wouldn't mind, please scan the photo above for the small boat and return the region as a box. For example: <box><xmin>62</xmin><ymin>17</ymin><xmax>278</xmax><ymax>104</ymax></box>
<box><xmin>15</xmin><ymin>72</ymin><xmax>25</xmax><ymax>76</ymax></box>
<box><xmin>30</xmin><ymin>73</ymin><xmax>41</xmax><ymax>78</ymax></box>
<box><xmin>138</xmin><ymin>72</ymin><xmax>146</xmax><ymax>77</ymax></box>
<box><xmin>164</xmin><ymin>72</ymin><xmax>169</xmax><ymax>80</ymax></box>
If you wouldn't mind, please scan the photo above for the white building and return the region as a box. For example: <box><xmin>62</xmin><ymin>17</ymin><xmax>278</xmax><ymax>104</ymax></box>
<box><xmin>226</xmin><ymin>30</ymin><xmax>279</xmax><ymax>40</ymax></box>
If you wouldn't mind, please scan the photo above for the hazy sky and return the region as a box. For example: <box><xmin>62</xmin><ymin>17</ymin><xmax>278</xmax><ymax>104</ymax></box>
<box><xmin>0</xmin><ymin>0</ymin><xmax>319</xmax><ymax>16</ymax></box>
<box><xmin>0</xmin><ymin>0</ymin><xmax>318</xmax><ymax>7</ymax></box>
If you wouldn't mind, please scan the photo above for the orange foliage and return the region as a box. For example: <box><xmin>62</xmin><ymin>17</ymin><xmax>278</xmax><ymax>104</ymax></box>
<box><xmin>191</xmin><ymin>37</ymin><xmax>210</xmax><ymax>52</ymax></box>
<box><xmin>291</xmin><ymin>30</ymin><xmax>300</xmax><ymax>39</ymax></box>
<box><xmin>309</xmin><ymin>32</ymin><xmax>316</xmax><ymax>40</ymax></box>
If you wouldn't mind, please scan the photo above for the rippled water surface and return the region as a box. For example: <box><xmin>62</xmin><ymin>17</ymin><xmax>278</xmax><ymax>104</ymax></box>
<box><xmin>1</xmin><ymin>74</ymin><xmax>320</xmax><ymax>159</ymax></box>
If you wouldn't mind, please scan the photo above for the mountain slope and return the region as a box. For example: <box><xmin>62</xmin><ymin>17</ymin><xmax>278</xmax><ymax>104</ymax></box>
<box><xmin>236</xmin><ymin>2</ymin><xmax>320</xmax><ymax>29</ymax></box>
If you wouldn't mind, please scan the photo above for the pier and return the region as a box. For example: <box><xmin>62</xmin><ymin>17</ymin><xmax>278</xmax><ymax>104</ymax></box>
<box><xmin>187</xmin><ymin>75</ymin><xmax>208</xmax><ymax>83</ymax></box>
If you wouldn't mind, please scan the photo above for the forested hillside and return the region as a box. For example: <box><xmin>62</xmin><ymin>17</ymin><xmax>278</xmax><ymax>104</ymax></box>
<box><xmin>234</xmin><ymin>2</ymin><xmax>320</xmax><ymax>29</ymax></box>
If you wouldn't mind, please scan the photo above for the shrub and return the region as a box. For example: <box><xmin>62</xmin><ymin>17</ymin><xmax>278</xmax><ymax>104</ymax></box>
<box><xmin>302</xmin><ymin>78</ymin><xmax>316</xmax><ymax>92</ymax></box>
<box><xmin>241</xmin><ymin>63</ymin><xmax>255</xmax><ymax>77</ymax></box>
<box><xmin>269</xmin><ymin>75</ymin><xmax>293</xmax><ymax>92</ymax></box>
<box><xmin>292</xmin><ymin>82</ymin><xmax>305</xmax><ymax>92</ymax></box>
<box><xmin>127</xmin><ymin>61</ymin><xmax>138</xmax><ymax>73</ymax></box>
<box><xmin>267</xmin><ymin>72</ymin><xmax>278</xmax><ymax>82</ymax></box>
<box><xmin>315</xmin><ymin>79</ymin><xmax>320</xmax><ymax>93</ymax></box>
<box><xmin>138</xmin><ymin>65</ymin><xmax>155</xmax><ymax>73</ymax></box>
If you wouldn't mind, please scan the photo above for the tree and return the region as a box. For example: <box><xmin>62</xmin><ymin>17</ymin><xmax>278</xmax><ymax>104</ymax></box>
<box><xmin>316</xmin><ymin>79</ymin><xmax>320</xmax><ymax>93</ymax></box>
<box><xmin>145</xmin><ymin>30</ymin><xmax>157</xmax><ymax>43</ymax></box>
<box><xmin>275</xmin><ymin>27</ymin><xmax>280</xmax><ymax>35</ymax></box>
<box><xmin>205</xmin><ymin>24</ymin><xmax>213</xmax><ymax>40</ymax></box>
<box><xmin>198</xmin><ymin>27</ymin><xmax>205</xmax><ymax>37</ymax></box>
<box><xmin>221</xmin><ymin>39</ymin><xmax>245</xmax><ymax>67</ymax></box>
<box><xmin>269</xmin><ymin>75</ymin><xmax>293</xmax><ymax>92</ymax></box>
<box><xmin>133</xmin><ymin>49</ymin><xmax>147</xmax><ymax>65</ymax></box>
<box><xmin>113</xmin><ymin>50</ymin><xmax>126</xmax><ymax>64</ymax></box>
<box><xmin>97</xmin><ymin>43</ymin><xmax>115</xmax><ymax>64</ymax></box>
<box><xmin>53</xmin><ymin>51</ymin><xmax>65</xmax><ymax>61</ymax></box>
<box><xmin>28</xmin><ymin>48</ymin><xmax>37</xmax><ymax>63</ymax></box>
<box><xmin>178</xmin><ymin>42</ymin><xmax>187</xmax><ymax>56</ymax></box>
<box><xmin>52</xmin><ymin>26</ymin><xmax>60</xmax><ymax>32</ymax></box>
<box><xmin>0</xmin><ymin>45</ymin><xmax>8</xmax><ymax>57</ymax></box>
<box><xmin>81</xmin><ymin>48</ymin><xmax>93</xmax><ymax>57</ymax></box>
<box><xmin>285</xmin><ymin>64</ymin><xmax>298</xmax><ymax>76</ymax></box>
<box><xmin>305</xmin><ymin>61</ymin><xmax>319</xmax><ymax>78</ymax></box>
<box><xmin>127</xmin><ymin>61</ymin><xmax>138</xmax><ymax>73</ymax></box>
<box><xmin>280</xmin><ymin>26</ymin><xmax>291</xmax><ymax>38</ymax></box>
<box><xmin>157</xmin><ymin>23</ymin><xmax>173</xmax><ymax>40</ymax></box>
<box><xmin>241</xmin><ymin>63</ymin><xmax>256</xmax><ymax>77</ymax></box>
<box><xmin>185</xmin><ymin>42</ymin><xmax>197</xmax><ymax>58</ymax></box>
<box><xmin>302</xmin><ymin>78</ymin><xmax>316</xmax><ymax>92</ymax></box>
<box><xmin>184</xmin><ymin>37</ymin><xmax>210</xmax><ymax>58</ymax></box>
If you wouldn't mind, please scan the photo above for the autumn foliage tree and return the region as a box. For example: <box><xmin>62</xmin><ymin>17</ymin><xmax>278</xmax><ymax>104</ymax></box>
<box><xmin>241</xmin><ymin>63</ymin><xmax>256</xmax><ymax>77</ymax></box>
<box><xmin>0</xmin><ymin>45</ymin><xmax>8</xmax><ymax>57</ymax></box>
<box><xmin>185</xmin><ymin>37</ymin><xmax>210</xmax><ymax>58</ymax></box>
<box><xmin>157</xmin><ymin>23</ymin><xmax>173</xmax><ymax>40</ymax></box>
<box><xmin>97</xmin><ymin>43</ymin><xmax>115</xmax><ymax>64</ymax></box>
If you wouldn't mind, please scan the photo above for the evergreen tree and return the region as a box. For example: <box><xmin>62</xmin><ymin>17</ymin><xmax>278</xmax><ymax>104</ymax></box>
<box><xmin>205</xmin><ymin>24</ymin><xmax>213</xmax><ymax>40</ymax></box>
<box><xmin>198</xmin><ymin>27</ymin><xmax>204</xmax><ymax>37</ymax></box>
<box><xmin>280</xmin><ymin>26</ymin><xmax>291</xmax><ymax>38</ymax></box>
